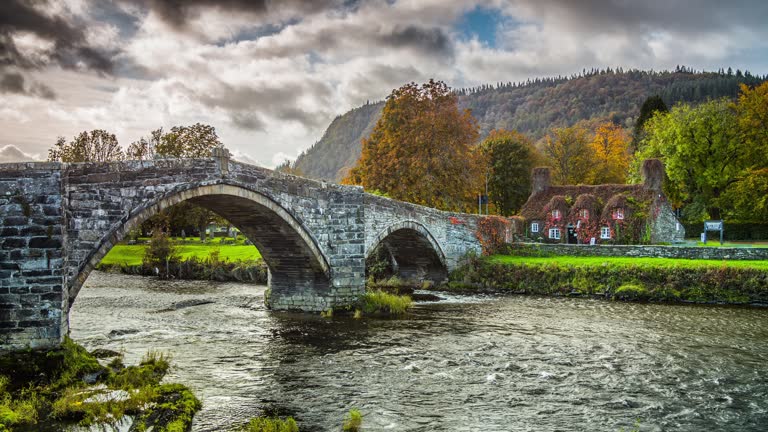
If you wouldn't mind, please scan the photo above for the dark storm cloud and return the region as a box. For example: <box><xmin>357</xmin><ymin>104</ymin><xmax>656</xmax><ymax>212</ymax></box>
<box><xmin>0</xmin><ymin>0</ymin><xmax>114</xmax><ymax>73</ymax></box>
<box><xmin>138</xmin><ymin>0</ymin><xmax>340</xmax><ymax>29</ymax></box>
<box><xmin>0</xmin><ymin>71</ymin><xmax>55</xmax><ymax>99</ymax></box>
<box><xmin>379</xmin><ymin>25</ymin><xmax>453</xmax><ymax>57</ymax></box>
<box><xmin>513</xmin><ymin>0</ymin><xmax>768</xmax><ymax>35</ymax></box>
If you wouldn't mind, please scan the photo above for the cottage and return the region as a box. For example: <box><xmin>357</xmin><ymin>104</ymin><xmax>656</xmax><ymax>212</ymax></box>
<box><xmin>519</xmin><ymin>159</ymin><xmax>684</xmax><ymax>244</ymax></box>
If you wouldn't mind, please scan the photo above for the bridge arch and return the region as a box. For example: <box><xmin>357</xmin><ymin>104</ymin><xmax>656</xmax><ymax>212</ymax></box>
<box><xmin>366</xmin><ymin>220</ymin><xmax>448</xmax><ymax>282</ymax></box>
<box><xmin>69</xmin><ymin>182</ymin><xmax>332</xmax><ymax>310</ymax></box>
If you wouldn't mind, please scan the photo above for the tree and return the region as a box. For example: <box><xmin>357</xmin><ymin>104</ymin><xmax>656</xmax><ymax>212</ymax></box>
<box><xmin>154</xmin><ymin>123</ymin><xmax>224</xmax><ymax>158</ymax></box>
<box><xmin>541</xmin><ymin>124</ymin><xmax>593</xmax><ymax>185</ymax></box>
<box><xmin>634</xmin><ymin>99</ymin><xmax>742</xmax><ymax>220</ymax></box>
<box><xmin>126</xmin><ymin>129</ymin><xmax>162</xmax><ymax>161</ymax></box>
<box><xmin>723</xmin><ymin>168</ymin><xmax>768</xmax><ymax>221</ymax></box>
<box><xmin>479</xmin><ymin>129</ymin><xmax>540</xmax><ymax>216</ymax></box>
<box><xmin>344</xmin><ymin>79</ymin><xmax>481</xmax><ymax>211</ymax></box>
<box><xmin>734</xmin><ymin>81</ymin><xmax>768</xmax><ymax>166</ymax></box>
<box><xmin>632</xmin><ymin>95</ymin><xmax>668</xmax><ymax>150</ymax></box>
<box><xmin>48</xmin><ymin>130</ymin><xmax>124</xmax><ymax>162</ymax></box>
<box><xmin>588</xmin><ymin>122</ymin><xmax>631</xmax><ymax>184</ymax></box>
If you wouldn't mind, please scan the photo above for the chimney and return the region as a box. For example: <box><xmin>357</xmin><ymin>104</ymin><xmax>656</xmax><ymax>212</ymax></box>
<box><xmin>531</xmin><ymin>167</ymin><xmax>551</xmax><ymax>194</ymax></box>
<box><xmin>641</xmin><ymin>159</ymin><xmax>664</xmax><ymax>191</ymax></box>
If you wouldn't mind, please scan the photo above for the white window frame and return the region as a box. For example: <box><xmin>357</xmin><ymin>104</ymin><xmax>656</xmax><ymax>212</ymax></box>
<box><xmin>600</xmin><ymin>226</ymin><xmax>611</xmax><ymax>239</ymax></box>
<box><xmin>531</xmin><ymin>222</ymin><xmax>539</xmax><ymax>233</ymax></box>
<box><xmin>549</xmin><ymin>228</ymin><xmax>561</xmax><ymax>239</ymax></box>
<box><xmin>613</xmin><ymin>208</ymin><xmax>624</xmax><ymax>220</ymax></box>
<box><xmin>551</xmin><ymin>209</ymin><xmax>561</xmax><ymax>220</ymax></box>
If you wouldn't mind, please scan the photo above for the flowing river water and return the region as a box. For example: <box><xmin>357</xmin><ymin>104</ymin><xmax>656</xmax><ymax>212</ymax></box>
<box><xmin>70</xmin><ymin>271</ymin><xmax>768</xmax><ymax>431</ymax></box>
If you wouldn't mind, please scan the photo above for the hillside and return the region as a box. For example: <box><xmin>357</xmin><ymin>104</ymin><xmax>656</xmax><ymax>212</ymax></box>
<box><xmin>294</xmin><ymin>68</ymin><xmax>767</xmax><ymax>181</ymax></box>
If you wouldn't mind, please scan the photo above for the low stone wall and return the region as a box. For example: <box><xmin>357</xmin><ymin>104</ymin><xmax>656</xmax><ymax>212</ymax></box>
<box><xmin>514</xmin><ymin>243</ymin><xmax>768</xmax><ymax>261</ymax></box>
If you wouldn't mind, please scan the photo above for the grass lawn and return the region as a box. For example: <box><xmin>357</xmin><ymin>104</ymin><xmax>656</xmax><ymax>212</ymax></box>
<box><xmin>100</xmin><ymin>238</ymin><xmax>261</xmax><ymax>266</ymax></box>
<box><xmin>488</xmin><ymin>255</ymin><xmax>768</xmax><ymax>270</ymax></box>
<box><xmin>692</xmin><ymin>241</ymin><xmax>768</xmax><ymax>248</ymax></box>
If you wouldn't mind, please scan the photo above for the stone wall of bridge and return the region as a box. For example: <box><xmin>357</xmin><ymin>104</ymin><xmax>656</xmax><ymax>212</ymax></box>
<box><xmin>0</xmin><ymin>157</ymin><xmax>485</xmax><ymax>352</ymax></box>
<box><xmin>363</xmin><ymin>194</ymin><xmax>483</xmax><ymax>276</ymax></box>
<box><xmin>0</xmin><ymin>163</ymin><xmax>67</xmax><ymax>350</ymax></box>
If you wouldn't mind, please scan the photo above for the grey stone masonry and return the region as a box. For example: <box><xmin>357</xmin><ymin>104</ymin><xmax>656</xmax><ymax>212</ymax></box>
<box><xmin>0</xmin><ymin>163</ymin><xmax>66</xmax><ymax>351</ymax></box>
<box><xmin>1</xmin><ymin>157</ymin><xmax>487</xmax><ymax>353</ymax></box>
<box><xmin>517</xmin><ymin>243</ymin><xmax>768</xmax><ymax>260</ymax></box>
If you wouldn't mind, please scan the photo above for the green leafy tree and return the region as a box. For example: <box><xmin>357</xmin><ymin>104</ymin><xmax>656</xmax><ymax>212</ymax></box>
<box><xmin>48</xmin><ymin>130</ymin><xmax>124</xmax><ymax>162</ymax></box>
<box><xmin>479</xmin><ymin>129</ymin><xmax>540</xmax><ymax>215</ymax></box>
<box><xmin>154</xmin><ymin>123</ymin><xmax>224</xmax><ymax>158</ymax></box>
<box><xmin>634</xmin><ymin>99</ymin><xmax>742</xmax><ymax>220</ymax></box>
<box><xmin>344</xmin><ymin>79</ymin><xmax>481</xmax><ymax>211</ymax></box>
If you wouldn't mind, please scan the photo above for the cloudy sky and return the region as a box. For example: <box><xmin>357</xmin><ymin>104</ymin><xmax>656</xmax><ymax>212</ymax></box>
<box><xmin>1</xmin><ymin>0</ymin><xmax>767</xmax><ymax>165</ymax></box>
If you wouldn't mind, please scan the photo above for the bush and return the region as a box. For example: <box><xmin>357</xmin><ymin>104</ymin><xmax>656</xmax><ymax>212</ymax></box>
<box><xmin>613</xmin><ymin>283</ymin><xmax>649</xmax><ymax>300</ymax></box>
<box><xmin>143</xmin><ymin>230</ymin><xmax>179</xmax><ymax>278</ymax></box>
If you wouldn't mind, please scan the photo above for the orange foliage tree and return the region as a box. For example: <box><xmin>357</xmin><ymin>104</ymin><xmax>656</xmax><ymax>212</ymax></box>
<box><xmin>587</xmin><ymin>122</ymin><xmax>631</xmax><ymax>184</ymax></box>
<box><xmin>343</xmin><ymin>80</ymin><xmax>481</xmax><ymax>211</ymax></box>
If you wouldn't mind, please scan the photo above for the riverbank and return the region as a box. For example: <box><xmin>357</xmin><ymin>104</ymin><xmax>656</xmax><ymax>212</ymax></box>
<box><xmin>447</xmin><ymin>254</ymin><xmax>768</xmax><ymax>304</ymax></box>
<box><xmin>97</xmin><ymin>239</ymin><xmax>268</xmax><ymax>283</ymax></box>
<box><xmin>0</xmin><ymin>338</ymin><xmax>200</xmax><ymax>431</ymax></box>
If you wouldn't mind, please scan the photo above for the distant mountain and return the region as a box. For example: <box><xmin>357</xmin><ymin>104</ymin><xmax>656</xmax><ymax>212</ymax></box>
<box><xmin>294</xmin><ymin>67</ymin><xmax>767</xmax><ymax>182</ymax></box>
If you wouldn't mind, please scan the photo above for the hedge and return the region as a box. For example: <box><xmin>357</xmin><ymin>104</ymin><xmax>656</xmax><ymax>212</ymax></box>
<box><xmin>448</xmin><ymin>257</ymin><xmax>768</xmax><ymax>304</ymax></box>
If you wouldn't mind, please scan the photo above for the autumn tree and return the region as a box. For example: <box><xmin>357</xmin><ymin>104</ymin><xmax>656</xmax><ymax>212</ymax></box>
<box><xmin>48</xmin><ymin>130</ymin><xmax>124</xmax><ymax>162</ymax></box>
<box><xmin>634</xmin><ymin>99</ymin><xmax>742</xmax><ymax>220</ymax></box>
<box><xmin>541</xmin><ymin>124</ymin><xmax>593</xmax><ymax>185</ymax></box>
<box><xmin>734</xmin><ymin>81</ymin><xmax>768</xmax><ymax>166</ymax></box>
<box><xmin>479</xmin><ymin>129</ymin><xmax>540</xmax><ymax>216</ymax></box>
<box><xmin>344</xmin><ymin>79</ymin><xmax>481</xmax><ymax>211</ymax></box>
<box><xmin>126</xmin><ymin>129</ymin><xmax>163</xmax><ymax>161</ymax></box>
<box><xmin>587</xmin><ymin>122</ymin><xmax>631</xmax><ymax>184</ymax></box>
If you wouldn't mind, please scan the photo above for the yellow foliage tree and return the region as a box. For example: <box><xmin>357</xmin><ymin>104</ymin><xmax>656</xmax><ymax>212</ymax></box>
<box><xmin>587</xmin><ymin>122</ymin><xmax>631</xmax><ymax>184</ymax></box>
<box><xmin>541</xmin><ymin>124</ymin><xmax>593</xmax><ymax>185</ymax></box>
<box><xmin>343</xmin><ymin>80</ymin><xmax>481</xmax><ymax>211</ymax></box>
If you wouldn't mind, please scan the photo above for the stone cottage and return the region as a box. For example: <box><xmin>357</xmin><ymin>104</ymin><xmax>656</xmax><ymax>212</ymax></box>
<box><xmin>518</xmin><ymin>159</ymin><xmax>685</xmax><ymax>244</ymax></box>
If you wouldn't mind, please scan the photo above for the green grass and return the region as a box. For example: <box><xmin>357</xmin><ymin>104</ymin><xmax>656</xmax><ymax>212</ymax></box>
<box><xmin>342</xmin><ymin>409</ymin><xmax>362</xmax><ymax>432</ymax></box>
<box><xmin>361</xmin><ymin>290</ymin><xmax>413</xmax><ymax>315</ymax></box>
<box><xmin>488</xmin><ymin>255</ymin><xmax>768</xmax><ymax>270</ymax></box>
<box><xmin>693</xmin><ymin>241</ymin><xmax>768</xmax><ymax>248</ymax></box>
<box><xmin>100</xmin><ymin>238</ymin><xmax>261</xmax><ymax>266</ymax></box>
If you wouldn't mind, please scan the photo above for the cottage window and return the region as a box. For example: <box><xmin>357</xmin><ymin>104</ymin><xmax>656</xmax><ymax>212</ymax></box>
<box><xmin>531</xmin><ymin>222</ymin><xmax>539</xmax><ymax>233</ymax></box>
<box><xmin>613</xmin><ymin>208</ymin><xmax>624</xmax><ymax>220</ymax></box>
<box><xmin>549</xmin><ymin>228</ymin><xmax>561</xmax><ymax>239</ymax></box>
<box><xmin>600</xmin><ymin>226</ymin><xmax>611</xmax><ymax>239</ymax></box>
<box><xmin>551</xmin><ymin>209</ymin><xmax>561</xmax><ymax>220</ymax></box>
<box><xmin>579</xmin><ymin>209</ymin><xmax>589</xmax><ymax>219</ymax></box>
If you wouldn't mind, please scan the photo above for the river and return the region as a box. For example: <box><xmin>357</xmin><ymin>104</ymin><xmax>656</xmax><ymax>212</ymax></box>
<box><xmin>70</xmin><ymin>271</ymin><xmax>768</xmax><ymax>431</ymax></box>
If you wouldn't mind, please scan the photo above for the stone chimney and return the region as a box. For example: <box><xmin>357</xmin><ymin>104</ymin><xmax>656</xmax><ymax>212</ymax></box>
<box><xmin>641</xmin><ymin>159</ymin><xmax>664</xmax><ymax>191</ymax></box>
<box><xmin>531</xmin><ymin>167</ymin><xmax>551</xmax><ymax>195</ymax></box>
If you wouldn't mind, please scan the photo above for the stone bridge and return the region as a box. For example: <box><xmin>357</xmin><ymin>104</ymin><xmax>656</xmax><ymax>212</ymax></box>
<box><xmin>0</xmin><ymin>154</ymin><xmax>483</xmax><ymax>351</ymax></box>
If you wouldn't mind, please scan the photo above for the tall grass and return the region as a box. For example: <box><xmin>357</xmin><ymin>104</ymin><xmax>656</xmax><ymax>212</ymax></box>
<box><xmin>361</xmin><ymin>290</ymin><xmax>413</xmax><ymax>315</ymax></box>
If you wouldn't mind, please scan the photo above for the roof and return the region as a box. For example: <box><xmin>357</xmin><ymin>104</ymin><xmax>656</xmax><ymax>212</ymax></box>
<box><xmin>520</xmin><ymin>183</ymin><xmax>652</xmax><ymax>220</ymax></box>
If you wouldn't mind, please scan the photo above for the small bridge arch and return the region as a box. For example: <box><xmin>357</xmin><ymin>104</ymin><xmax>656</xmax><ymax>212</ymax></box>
<box><xmin>69</xmin><ymin>182</ymin><xmax>332</xmax><ymax>310</ymax></box>
<box><xmin>366</xmin><ymin>220</ymin><xmax>449</xmax><ymax>282</ymax></box>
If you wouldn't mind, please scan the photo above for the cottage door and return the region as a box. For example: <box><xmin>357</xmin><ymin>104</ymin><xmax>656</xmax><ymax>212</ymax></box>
<box><xmin>567</xmin><ymin>224</ymin><xmax>578</xmax><ymax>244</ymax></box>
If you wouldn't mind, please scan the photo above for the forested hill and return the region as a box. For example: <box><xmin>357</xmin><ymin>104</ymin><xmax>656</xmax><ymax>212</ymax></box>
<box><xmin>293</xmin><ymin>68</ymin><xmax>767</xmax><ymax>181</ymax></box>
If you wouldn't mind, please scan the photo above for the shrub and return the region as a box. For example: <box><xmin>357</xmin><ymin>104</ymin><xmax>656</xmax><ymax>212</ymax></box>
<box><xmin>476</xmin><ymin>216</ymin><xmax>511</xmax><ymax>255</ymax></box>
<box><xmin>342</xmin><ymin>409</ymin><xmax>363</xmax><ymax>432</ymax></box>
<box><xmin>143</xmin><ymin>230</ymin><xmax>179</xmax><ymax>278</ymax></box>
<box><xmin>613</xmin><ymin>283</ymin><xmax>649</xmax><ymax>300</ymax></box>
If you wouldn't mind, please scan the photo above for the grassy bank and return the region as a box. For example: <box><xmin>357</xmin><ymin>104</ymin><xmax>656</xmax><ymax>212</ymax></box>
<box><xmin>100</xmin><ymin>237</ymin><xmax>261</xmax><ymax>267</ymax></box>
<box><xmin>0</xmin><ymin>338</ymin><xmax>200</xmax><ymax>431</ymax></box>
<box><xmin>449</xmin><ymin>254</ymin><xmax>768</xmax><ymax>304</ymax></box>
